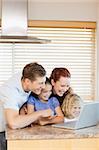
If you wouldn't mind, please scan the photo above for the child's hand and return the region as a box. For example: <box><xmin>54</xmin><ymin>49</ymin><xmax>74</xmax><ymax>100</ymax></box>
<box><xmin>40</xmin><ymin>108</ymin><xmax>53</xmax><ymax>118</ymax></box>
<box><xmin>38</xmin><ymin>115</ymin><xmax>57</xmax><ymax>126</ymax></box>
<box><xmin>38</xmin><ymin>118</ymin><xmax>48</xmax><ymax>126</ymax></box>
<box><xmin>47</xmin><ymin>115</ymin><xmax>57</xmax><ymax>120</ymax></box>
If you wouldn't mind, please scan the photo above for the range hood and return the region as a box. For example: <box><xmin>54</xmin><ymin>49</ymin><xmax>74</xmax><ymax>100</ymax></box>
<box><xmin>0</xmin><ymin>0</ymin><xmax>50</xmax><ymax>43</ymax></box>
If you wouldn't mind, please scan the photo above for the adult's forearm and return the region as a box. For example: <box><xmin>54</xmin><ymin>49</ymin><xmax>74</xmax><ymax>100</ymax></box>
<box><xmin>8</xmin><ymin>111</ymin><xmax>42</xmax><ymax>129</ymax></box>
<box><xmin>5</xmin><ymin>108</ymin><xmax>52</xmax><ymax>129</ymax></box>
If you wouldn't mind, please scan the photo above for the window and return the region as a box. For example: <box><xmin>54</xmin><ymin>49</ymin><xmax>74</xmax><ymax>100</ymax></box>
<box><xmin>0</xmin><ymin>21</ymin><xmax>96</xmax><ymax>101</ymax></box>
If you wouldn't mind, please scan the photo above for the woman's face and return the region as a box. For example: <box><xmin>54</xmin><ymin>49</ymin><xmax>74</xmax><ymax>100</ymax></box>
<box><xmin>51</xmin><ymin>76</ymin><xmax>70</xmax><ymax>96</ymax></box>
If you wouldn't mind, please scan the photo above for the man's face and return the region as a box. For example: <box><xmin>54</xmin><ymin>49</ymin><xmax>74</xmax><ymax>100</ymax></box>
<box><xmin>29</xmin><ymin>76</ymin><xmax>46</xmax><ymax>95</ymax></box>
<box><xmin>52</xmin><ymin>76</ymin><xmax>70</xmax><ymax>96</ymax></box>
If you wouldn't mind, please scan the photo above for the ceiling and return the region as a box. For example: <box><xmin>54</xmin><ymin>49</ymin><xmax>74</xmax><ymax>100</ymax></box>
<box><xmin>0</xmin><ymin>0</ymin><xmax>98</xmax><ymax>3</ymax></box>
<box><xmin>28</xmin><ymin>0</ymin><xmax>98</xmax><ymax>2</ymax></box>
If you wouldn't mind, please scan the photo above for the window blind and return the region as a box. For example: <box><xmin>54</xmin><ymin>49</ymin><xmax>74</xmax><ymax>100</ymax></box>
<box><xmin>0</xmin><ymin>24</ymin><xmax>96</xmax><ymax>101</ymax></box>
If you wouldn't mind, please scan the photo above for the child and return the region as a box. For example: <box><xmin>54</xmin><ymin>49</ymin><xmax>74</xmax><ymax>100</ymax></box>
<box><xmin>27</xmin><ymin>77</ymin><xmax>64</xmax><ymax>125</ymax></box>
<box><xmin>61</xmin><ymin>93</ymin><xmax>83</xmax><ymax>119</ymax></box>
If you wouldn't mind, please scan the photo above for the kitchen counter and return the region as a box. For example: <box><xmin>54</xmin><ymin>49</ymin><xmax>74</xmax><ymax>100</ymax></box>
<box><xmin>6</xmin><ymin>124</ymin><xmax>99</xmax><ymax>140</ymax></box>
<box><xmin>6</xmin><ymin>124</ymin><xmax>99</xmax><ymax>150</ymax></box>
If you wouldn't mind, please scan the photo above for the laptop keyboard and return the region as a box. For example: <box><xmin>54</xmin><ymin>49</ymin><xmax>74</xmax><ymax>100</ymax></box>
<box><xmin>52</xmin><ymin>120</ymin><xmax>77</xmax><ymax>129</ymax></box>
<box><xmin>63</xmin><ymin>120</ymin><xmax>77</xmax><ymax>128</ymax></box>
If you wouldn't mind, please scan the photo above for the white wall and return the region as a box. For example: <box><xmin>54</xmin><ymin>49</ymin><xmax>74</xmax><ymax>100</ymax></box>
<box><xmin>0</xmin><ymin>1</ymin><xmax>99</xmax><ymax>99</ymax></box>
<box><xmin>28</xmin><ymin>2</ymin><xmax>99</xmax><ymax>99</ymax></box>
<box><xmin>0</xmin><ymin>2</ymin><xmax>97</xmax><ymax>21</ymax></box>
<box><xmin>96</xmin><ymin>3</ymin><xmax>99</xmax><ymax>99</ymax></box>
<box><xmin>28</xmin><ymin>2</ymin><xmax>97</xmax><ymax>21</ymax></box>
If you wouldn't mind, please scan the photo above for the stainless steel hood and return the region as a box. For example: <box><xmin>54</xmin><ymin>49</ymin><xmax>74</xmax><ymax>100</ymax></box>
<box><xmin>0</xmin><ymin>0</ymin><xmax>50</xmax><ymax>43</ymax></box>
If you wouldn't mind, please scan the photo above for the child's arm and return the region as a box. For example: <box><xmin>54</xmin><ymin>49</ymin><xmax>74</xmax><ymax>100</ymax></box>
<box><xmin>27</xmin><ymin>104</ymin><xmax>35</xmax><ymax>114</ymax></box>
<box><xmin>38</xmin><ymin>106</ymin><xmax>64</xmax><ymax>125</ymax></box>
<box><xmin>27</xmin><ymin>104</ymin><xmax>39</xmax><ymax>125</ymax></box>
<box><xmin>19</xmin><ymin>103</ymin><xmax>27</xmax><ymax>115</ymax></box>
<box><xmin>19</xmin><ymin>102</ymin><xmax>35</xmax><ymax>115</ymax></box>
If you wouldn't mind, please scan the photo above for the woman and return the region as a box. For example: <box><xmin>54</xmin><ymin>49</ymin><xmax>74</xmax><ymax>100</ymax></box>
<box><xmin>50</xmin><ymin>67</ymin><xmax>73</xmax><ymax>106</ymax></box>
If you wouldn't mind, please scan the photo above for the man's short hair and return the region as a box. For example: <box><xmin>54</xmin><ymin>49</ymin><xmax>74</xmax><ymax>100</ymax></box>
<box><xmin>22</xmin><ymin>62</ymin><xmax>46</xmax><ymax>81</ymax></box>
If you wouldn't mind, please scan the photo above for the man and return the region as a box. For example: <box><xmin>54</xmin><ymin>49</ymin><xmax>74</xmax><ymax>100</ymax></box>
<box><xmin>0</xmin><ymin>62</ymin><xmax>52</xmax><ymax>150</ymax></box>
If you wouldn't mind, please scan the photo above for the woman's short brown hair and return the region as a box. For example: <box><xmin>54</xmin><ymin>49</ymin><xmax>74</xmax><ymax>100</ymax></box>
<box><xmin>50</xmin><ymin>68</ymin><xmax>71</xmax><ymax>82</ymax></box>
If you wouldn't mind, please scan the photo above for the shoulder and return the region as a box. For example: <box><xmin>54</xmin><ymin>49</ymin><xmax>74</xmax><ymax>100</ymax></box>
<box><xmin>29</xmin><ymin>92</ymin><xmax>38</xmax><ymax>99</ymax></box>
<box><xmin>65</xmin><ymin>87</ymin><xmax>73</xmax><ymax>96</ymax></box>
<box><xmin>28</xmin><ymin>95</ymin><xmax>38</xmax><ymax>104</ymax></box>
<box><xmin>28</xmin><ymin>94</ymin><xmax>37</xmax><ymax>100</ymax></box>
<box><xmin>63</xmin><ymin>87</ymin><xmax>73</xmax><ymax>99</ymax></box>
<box><xmin>0</xmin><ymin>72</ymin><xmax>22</xmax><ymax>94</ymax></box>
<box><xmin>6</xmin><ymin>72</ymin><xmax>22</xmax><ymax>85</ymax></box>
<box><xmin>49</xmin><ymin>97</ymin><xmax>60</xmax><ymax>106</ymax></box>
<box><xmin>49</xmin><ymin>96</ymin><xmax>59</xmax><ymax>102</ymax></box>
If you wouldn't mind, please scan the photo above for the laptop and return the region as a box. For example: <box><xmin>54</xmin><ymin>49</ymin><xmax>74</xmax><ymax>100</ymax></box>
<box><xmin>52</xmin><ymin>102</ymin><xmax>99</xmax><ymax>130</ymax></box>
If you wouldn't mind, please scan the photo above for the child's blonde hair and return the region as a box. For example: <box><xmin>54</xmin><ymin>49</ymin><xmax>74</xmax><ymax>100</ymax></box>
<box><xmin>61</xmin><ymin>93</ymin><xmax>83</xmax><ymax>119</ymax></box>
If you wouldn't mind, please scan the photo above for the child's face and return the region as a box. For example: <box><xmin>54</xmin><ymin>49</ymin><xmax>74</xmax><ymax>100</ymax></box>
<box><xmin>70</xmin><ymin>102</ymin><xmax>81</xmax><ymax>118</ymax></box>
<box><xmin>39</xmin><ymin>83</ymin><xmax>52</xmax><ymax>101</ymax></box>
